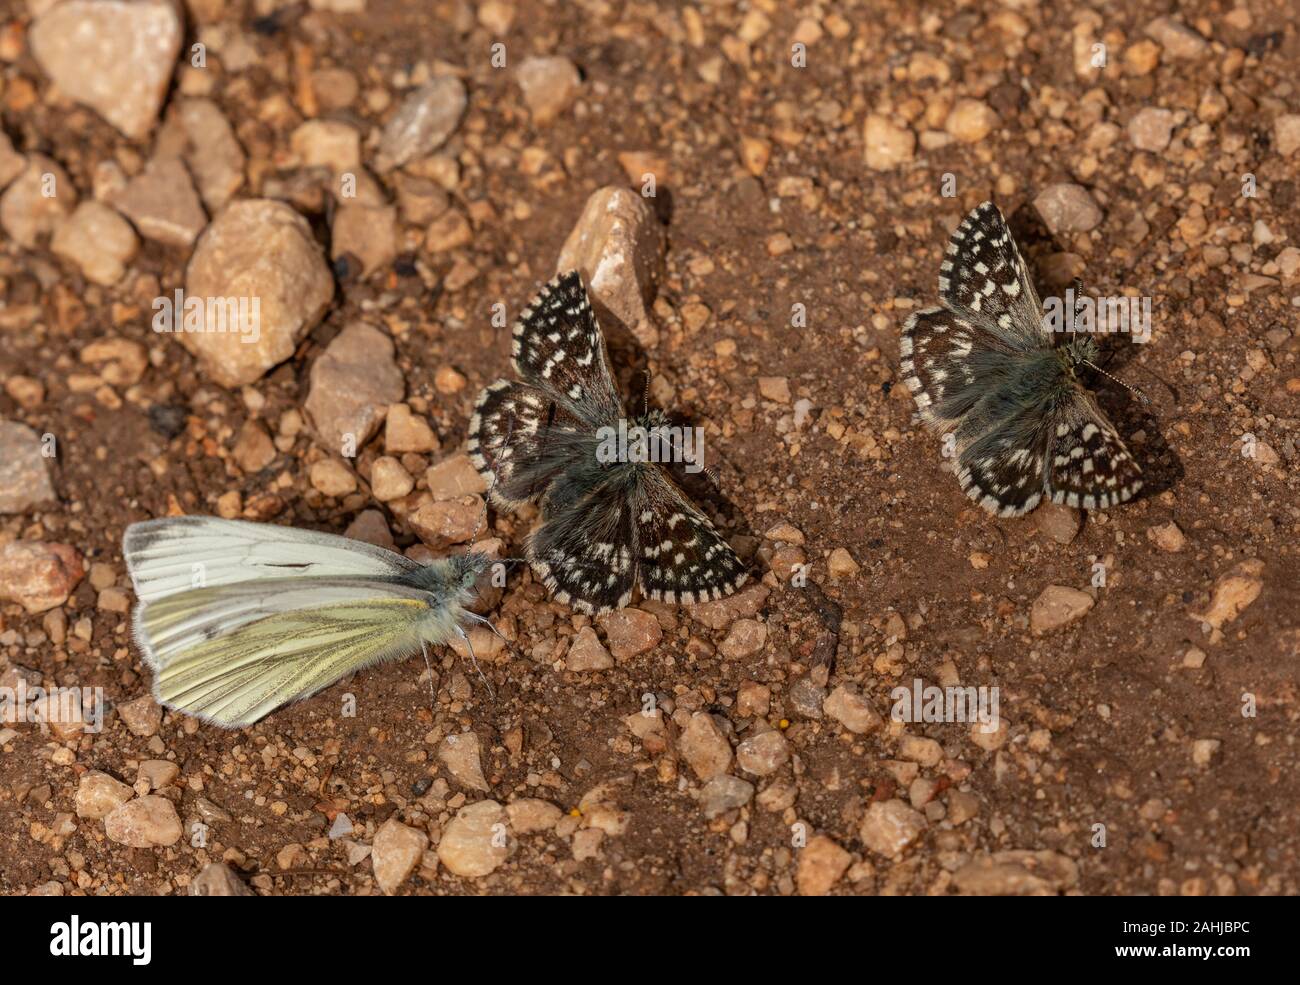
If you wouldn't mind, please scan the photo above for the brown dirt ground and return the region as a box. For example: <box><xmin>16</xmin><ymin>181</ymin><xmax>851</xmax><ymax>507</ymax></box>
<box><xmin>1</xmin><ymin>0</ymin><xmax>1298</xmax><ymax>895</ymax></box>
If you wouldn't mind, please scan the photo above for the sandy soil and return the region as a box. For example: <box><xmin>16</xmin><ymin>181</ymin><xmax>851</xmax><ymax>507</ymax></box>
<box><xmin>0</xmin><ymin>0</ymin><xmax>1298</xmax><ymax>895</ymax></box>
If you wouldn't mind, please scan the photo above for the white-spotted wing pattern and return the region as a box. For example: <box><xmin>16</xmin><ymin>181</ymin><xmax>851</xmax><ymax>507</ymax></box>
<box><xmin>901</xmin><ymin>202</ymin><xmax>1143</xmax><ymax>516</ymax></box>
<box><xmin>468</xmin><ymin>271</ymin><xmax>748</xmax><ymax>614</ymax></box>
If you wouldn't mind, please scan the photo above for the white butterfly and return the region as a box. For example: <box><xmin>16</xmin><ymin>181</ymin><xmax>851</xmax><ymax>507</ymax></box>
<box><xmin>123</xmin><ymin>516</ymin><xmax>493</xmax><ymax>728</ymax></box>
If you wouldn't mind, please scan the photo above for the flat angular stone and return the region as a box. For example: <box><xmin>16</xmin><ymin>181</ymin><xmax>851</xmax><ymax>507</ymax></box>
<box><xmin>31</xmin><ymin>0</ymin><xmax>181</xmax><ymax>139</ymax></box>
<box><xmin>182</xmin><ymin>200</ymin><xmax>334</xmax><ymax>387</ymax></box>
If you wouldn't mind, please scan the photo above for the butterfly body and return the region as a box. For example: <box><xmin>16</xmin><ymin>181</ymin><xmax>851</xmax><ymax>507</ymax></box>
<box><xmin>469</xmin><ymin>272</ymin><xmax>748</xmax><ymax>614</ymax></box>
<box><xmin>902</xmin><ymin>202</ymin><xmax>1143</xmax><ymax>517</ymax></box>
<box><xmin>124</xmin><ymin>517</ymin><xmax>490</xmax><ymax>728</ymax></box>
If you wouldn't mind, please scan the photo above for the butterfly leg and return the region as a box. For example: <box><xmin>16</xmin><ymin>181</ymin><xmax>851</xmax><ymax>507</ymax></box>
<box><xmin>419</xmin><ymin>638</ymin><xmax>437</xmax><ymax>721</ymax></box>
<box><xmin>463</xmin><ymin>612</ymin><xmax>517</xmax><ymax>661</ymax></box>
<box><xmin>454</xmin><ymin>626</ymin><xmax>497</xmax><ymax>701</ymax></box>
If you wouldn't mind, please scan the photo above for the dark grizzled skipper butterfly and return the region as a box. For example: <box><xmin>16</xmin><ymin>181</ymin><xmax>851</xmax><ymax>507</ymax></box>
<box><xmin>901</xmin><ymin>201</ymin><xmax>1144</xmax><ymax>516</ymax></box>
<box><xmin>468</xmin><ymin>271</ymin><xmax>748</xmax><ymax>614</ymax></box>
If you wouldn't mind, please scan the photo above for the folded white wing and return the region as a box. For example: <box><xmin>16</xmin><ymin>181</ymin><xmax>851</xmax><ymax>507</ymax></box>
<box><xmin>139</xmin><ymin>585</ymin><xmax>436</xmax><ymax>728</ymax></box>
<box><xmin>123</xmin><ymin>516</ymin><xmax>419</xmax><ymax>603</ymax></box>
<box><xmin>121</xmin><ymin>517</ymin><xmax>452</xmax><ymax>728</ymax></box>
<box><xmin>131</xmin><ymin>575</ymin><xmax>433</xmax><ymax>671</ymax></box>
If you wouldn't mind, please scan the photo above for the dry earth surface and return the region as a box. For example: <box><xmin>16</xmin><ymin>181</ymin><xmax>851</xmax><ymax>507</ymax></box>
<box><xmin>0</xmin><ymin>0</ymin><xmax>1298</xmax><ymax>896</ymax></box>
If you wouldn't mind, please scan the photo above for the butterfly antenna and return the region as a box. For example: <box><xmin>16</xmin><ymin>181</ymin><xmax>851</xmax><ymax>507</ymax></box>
<box><xmin>1081</xmin><ymin>359</ymin><xmax>1151</xmax><ymax>407</ymax></box>
<box><xmin>470</xmin><ymin>497</ymin><xmax>487</xmax><ymax>544</ymax></box>
<box><xmin>1130</xmin><ymin>360</ymin><xmax>1178</xmax><ymax>403</ymax></box>
<box><xmin>642</xmin><ymin>372</ymin><xmax>651</xmax><ymax>418</ymax></box>
<box><xmin>656</xmin><ymin>420</ymin><xmax>715</xmax><ymax>486</ymax></box>
<box><xmin>1070</xmin><ymin>276</ymin><xmax>1158</xmax><ymax>407</ymax></box>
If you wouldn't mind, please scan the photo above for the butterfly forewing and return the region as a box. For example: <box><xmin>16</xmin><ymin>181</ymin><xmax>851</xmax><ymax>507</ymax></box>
<box><xmin>125</xmin><ymin>515</ymin><xmax>418</xmax><ymax>602</ymax></box>
<box><xmin>468</xmin><ymin>379</ymin><xmax>590</xmax><ymax>507</ymax></box>
<box><xmin>938</xmin><ymin>202</ymin><xmax>1047</xmax><ymax>350</ymax></box>
<box><xmin>510</xmin><ymin>270</ymin><xmax>624</xmax><ymax>425</ymax></box>
<box><xmin>901</xmin><ymin>305</ymin><xmax>1016</xmax><ymax>427</ymax></box>
<box><xmin>151</xmin><ymin>597</ymin><xmax>431</xmax><ymax>728</ymax></box>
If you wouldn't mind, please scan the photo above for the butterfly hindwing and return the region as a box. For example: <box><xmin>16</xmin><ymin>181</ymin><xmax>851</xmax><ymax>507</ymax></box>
<box><xmin>952</xmin><ymin>396</ymin><xmax>1055</xmax><ymax>518</ymax></box>
<box><xmin>1045</xmin><ymin>389</ymin><xmax>1144</xmax><ymax>510</ymax></box>
<box><xmin>525</xmin><ymin>467</ymin><xmax>747</xmax><ymax>614</ymax></box>
<box><xmin>634</xmin><ymin>468</ymin><xmax>748</xmax><ymax>605</ymax></box>
<box><xmin>468</xmin><ymin>379</ymin><xmax>590</xmax><ymax>507</ymax></box>
<box><xmin>527</xmin><ymin>472</ymin><xmax>638</xmax><ymax>614</ymax></box>
<box><xmin>511</xmin><ymin>271</ymin><xmax>624</xmax><ymax>425</ymax></box>
<box><xmin>145</xmin><ymin>590</ymin><xmax>432</xmax><ymax>728</ymax></box>
<box><xmin>901</xmin><ymin>305</ymin><xmax>1015</xmax><ymax>427</ymax></box>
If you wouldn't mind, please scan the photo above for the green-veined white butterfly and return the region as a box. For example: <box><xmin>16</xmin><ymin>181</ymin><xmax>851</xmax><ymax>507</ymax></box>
<box><xmin>123</xmin><ymin>516</ymin><xmax>494</xmax><ymax>728</ymax></box>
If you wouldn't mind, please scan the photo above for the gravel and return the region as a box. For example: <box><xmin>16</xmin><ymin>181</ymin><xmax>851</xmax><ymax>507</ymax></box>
<box><xmin>103</xmin><ymin>795</ymin><xmax>182</xmax><ymax>848</ymax></box>
<box><xmin>1</xmin><ymin>0</ymin><xmax>1295</xmax><ymax>900</ymax></box>
<box><xmin>371</xmin><ymin>818</ymin><xmax>428</xmax><ymax>895</ymax></box>
<box><xmin>49</xmin><ymin>202</ymin><xmax>138</xmax><ymax>286</ymax></box>
<box><xmin>516</xmin><ymin>56</ymin><xmax>582</xmax><ymax>125</ymax></box>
